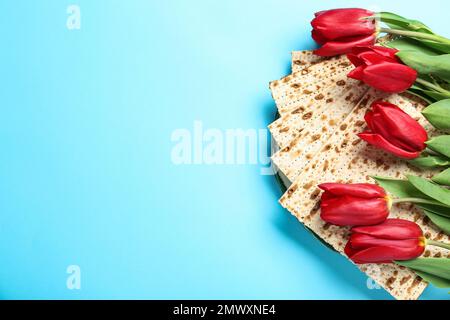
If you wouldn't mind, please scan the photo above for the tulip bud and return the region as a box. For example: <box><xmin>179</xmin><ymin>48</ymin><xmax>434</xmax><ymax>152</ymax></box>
<box><xmin>358</xmin><ymin>100</ymin><xmax>428</xmax><ymax>159</ymax></box>
<box><xmin>311</xmin><ymin>8</ymin><xmax>377</xmax><ymax>56</ymax></box>
<box><xmin>319</xmin><ymin>183</ymin><xmax>390</xmax><ymax>226</ymax></box>
<box><xmin>344</xmin><ymin>219</ymin><xmax>426</xmax><ymax>264</ymax></box>
<box><xmin>347</xmin><ymin>46</ymin><xmax>418</xmax><ymax>93</ymax></box>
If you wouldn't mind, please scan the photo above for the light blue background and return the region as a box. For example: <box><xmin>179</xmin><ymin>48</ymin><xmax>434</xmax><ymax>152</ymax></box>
<box><xmin>0</xmin><ymin>0</ymin><xmax>448</xmax><ymax>299</ymax></box>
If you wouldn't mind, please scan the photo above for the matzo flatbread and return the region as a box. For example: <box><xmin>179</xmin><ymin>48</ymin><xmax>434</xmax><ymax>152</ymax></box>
<box><xmin>291</xmin><ymin>50</ymin><xmax>326</xmax><ymax>72</ymax></box>
<box><xmin>279</xmin><ymin>89</ymin><xmax>449</xmax><ymax>300</ymax></box>
<box><xmin>270</xmin><ymin>56</ymin><xmax>353</xmax><ymax>116</ymax></box>
<box><xmin>272</xmin><ymin>87</ymin><xmax>370</xmax><ymax>181</ymax></box>
<box><xmin>269</xmin><ymin>73</ymin><xmax>368</xmax><ymax>149</ymax></box>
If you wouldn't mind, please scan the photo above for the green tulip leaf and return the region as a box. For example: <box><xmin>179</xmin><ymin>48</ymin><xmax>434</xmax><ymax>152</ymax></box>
<box><xmin>429</xmin><ymin>92</ymin><xmax>450</xmax><ymax>101</ymax></box>
<box><xmin>415</xmin><ymin>270</ymin><xmax>450</xmax><ymax>289</ymax></box>
<box><xmin>417</xmin><ymin>40</ymin><xmax>450</xmax><ymax>55</ymax></box>
<box><xmin>422</xmin><ymin>99</ymin><xmax>450</xmax><ymax>131</ymax></box>
<box><xmin>378</xmin><ymin>12</ymin><xmax>450</xmax><ymax>53</ymax></box>
<box><xmin>377</xmin><ymin>12</ymin><xmax>434</xmax><ymax>34</ymax></box>
<box><xmin>409</xmin><ymin>84</ymin><xmax>450</xmax><ymax>100</ymax></box>
<box><xmin>374</xmin><ymin>176</ymin><xmax>450</xmax><ymax>234</ymax></box>
<box><xmin>422</xmin><ymin>210</ymin><xmax>450</xmax><ymax>234</ymax></box>
<box><xmin>426</xmin><ymin>135</ymin><xmax>450</xmax><ymax>158</ymax></box>
<box><xmin>420</xmin><ymin>203</ymin><xmax>450</xmax><ymax>217</ymax></box>
<box><xmin>372</xmin><ymin>176</ymin><xmax>430</xmax><ymax>199</ymax></box>
<box><xmin>423</xmin><ymin>90</ymin><xmax>450</xmax><ymax>101</ymax></box>
<box><xmin>409</xmin><ymin>155</ymin><xmax>450</xmax><ymax>168</ymax></box>
<box><xmin>407</xmin><ymin>175</ymin><xmax>450</xmax><ymax>207</ymax></box>
<box><xmin>442</xmin><ymin>82</ymin><xmax>450</xmax><ymax>91</ymax></box>
<box><xmin>387</xmin><ymin>38</ymin><xmax>440</xmax><ymax>56</ymax></box>
<box><xmin>395</xmin><ymin>258</ymin><xmax>450</xmax><ymax>288</ymax></box>
<box><xmin>396</xmin><ymin>51</ymin><xmax>450</xmax><ymax>83</ymax></box>
<box><xmin>433</xmin><ymin>167</ymin><xmax>450</xmax><ymax>186</ymax></box>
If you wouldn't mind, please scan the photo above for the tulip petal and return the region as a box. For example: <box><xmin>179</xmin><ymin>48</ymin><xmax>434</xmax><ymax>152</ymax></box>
<box><xmin>349</xmin><ymin>234</ymin><xmax>421</xmax><ymax>250</ymax></box>
<box><xmin>374</xmin><ymin>102</ymin><xmax>428</xmax><ymax>152</ymax></box>
<box><xmin>346</xmin><ymin>245</ymin><xmax>424</xmax><ymax>264</ymax></box>
<box><xmin>311</xmin><ymin>29</ymin><xmax>327</xmax><ymax>45</ymax></box>
<box><xmin>371</xmin><ymin>100</ymin><xmax>401</xmax><ymax>113</ymax></box>
<box><xmin>314</xmin><ymin>10</ymin><xmax>327</xmax><ymax>17</ymax></box>
<box><xmin>320</xmin><ymin>196</ymin><xmax>389</xmax><ymax>226</ymax></box>
<box><xmin>361</xmin><ymin>62</ymin><xmax>417</xmax><ymax>93</ymax></box>
<box><xmin>311</xmin><ymin>8</ymin><xmax>375</xmax><ymax>40</ymax></box>
<box><xmin>358</xmin><ymin>132</ymin><xmax>421</xmax><ymax>159</ymax></box>
<box><xmin>368</xmin><ymin>46</ymin><xmax>399</xmax><ymax>60</ymax></box>
<box><xmin>347</xmin><ymin>66</ymin><xmax>365</xmax><ymax>80</ymax></box>
<box><xmin>314</xmin><ymin>34</ymin><xmax>376</xmax><ymax>56</ymax></box>
<box><xmin>351</xmin><ymin>46</ymin><xmax>399</xmax><ymax>62</ymax></box>
<box><xmin>318</xmin><ymin>183</ymin><xmax>386</xmax><ymax>198</ymax></box>
<box><xmin>319</xmin><ymin>191</ymin><xmax>336</xmax><ymax>202</ymax></box>
<box><xmin>347</xmin><ymin>53</ymin><xmax>364</xmax><ymax>67</ymax></box>
<box><xmin>358</xmin><ymin>51</ymin><xmax>392</xmax><ymax>66</ymax></box>
<box><xmin>348</xmin><ymin>46</ymin><xmax>398</xmax><ymax>69</ymax></box>
<box><xmin>364</xmin><ymin>110</ymin><xmax>375</xmax><ymax>132</ymax></box>
<box><xmin>344</xmin><ymin>241</ymin><xmax>360</xmax><ymax>259</ymax></box>
<box><xmin>368</xmin><ymin>112</ymin><xmax>421</xmax><ymax>152</ymax></box>
<box><xmin>345</xmin><ymin>219</ymin><xmax>425</xmax><ymax>264</ymax></box>
<box><xmin>344</xmin><ymin>242</ymin><xmax>392</xmax><ymax>263</ymax></box>
<box><xmin>352</xmin><ymin>219</ymin><xmax>424</xmax><ymax>239</ymax></box>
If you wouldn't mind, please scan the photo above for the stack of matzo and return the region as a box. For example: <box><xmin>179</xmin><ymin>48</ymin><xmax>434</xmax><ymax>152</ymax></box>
<box><xmin>269</xmin><ymin>50</ymin><xmax>450</xmax><ymax>300</ymax></box>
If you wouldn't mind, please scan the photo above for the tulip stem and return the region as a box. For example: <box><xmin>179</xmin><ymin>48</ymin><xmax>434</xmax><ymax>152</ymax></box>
<box><xmin>427</xmin><ymin>239</ymin><xmax>450</xmax><ymax>251</ymax></box>
<box><xmin>392</xmin><ymin>197</ymin><xmax>449</xmax><ymax>207</ymax></box>
<box><xmin>379</xmin><ymin>27</ymin><xmax>450</xmax><ymax>45</ymax></box>
<box><xmin>415</xmin><ymin>78</ymin><xmax>450</xmax><ymax>95</ymax></box>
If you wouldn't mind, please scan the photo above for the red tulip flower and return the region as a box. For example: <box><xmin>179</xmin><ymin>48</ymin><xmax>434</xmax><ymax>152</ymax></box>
<box><xmin>358</xmin><ymin>100</ymin><xmax>428</xmax><ymax>159</ymax></box>
<box><xmin>319</xmin><ymin>183</ymin><xmax>390</xmax><ymax>226</ymax></box>
<box><xmin>347</xmin><ymin>46</ymin><xmax>417</xmax><ymax>93</ymax></box>
<box><xmin>311</xmin><ymin>8</ymin><xmax>377</xmax><ymax>56</ymax></box>
<box><xmin>345</xmin><ymin>219</ymin><xmax>425</xmax><ymax>264</ymax></box>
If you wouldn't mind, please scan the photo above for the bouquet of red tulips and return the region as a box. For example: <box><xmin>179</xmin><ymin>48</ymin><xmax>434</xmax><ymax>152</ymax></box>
<box><xmin>319</xmin><ymin>181</ymin><xmax>450</xmax><ymax>290</ymax></box>
<box><xmin>310</xmin><ymin>8</ymin><xmax>450</xmax><ymax>292</ymax></box>
<box><xmin>311</xmin><ymin>8</ymin><xmax>450</xmax><ymax>98</ymax></box>
<box><xmin>311</xmin><ymin>8</ymin><xmax>450</xmax><ymax>186</ymax></box>
<box><xmin>269</xmin><ymin>7</ymin><xmax>450</xmax><ymax>299</ymax></box>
